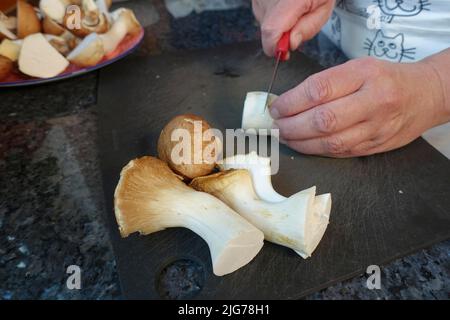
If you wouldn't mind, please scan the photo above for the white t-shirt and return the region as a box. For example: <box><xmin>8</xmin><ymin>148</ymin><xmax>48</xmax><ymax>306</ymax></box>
<box><xmin>322</xmin><ymin>0</ymin><xmax>450</xmax><ymax>63</ymax></box>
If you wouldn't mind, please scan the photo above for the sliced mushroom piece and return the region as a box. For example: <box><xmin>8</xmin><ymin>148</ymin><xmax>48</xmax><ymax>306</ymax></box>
<box><xmin>39</xmin><ymin>0</ymin><xmax>69</xmax><ymax>24</ymax></box>
<box><xmin>45</xmin><ymin>34</ymin><xmax>70</xmax><ymax>55</ymax></box>
<box><xmin>0</xmin><ymin>54</ymin><xmax>13</xmax><ymax>80</ymax></box>
<box><xmin>241</xmin><ymin>91</ymin><xmax>278</xmax><ymax>135</ymax></box>
<box><xmin>96</xmin><ymin>0</ymin><xmax>112</xmax><ymax>24</ymax></box>
<box><xmin>0</xmin><ymin>11</ymin><xmax>17</xmax><ymax>30</ymax></box>
<box><xmin>67</xmin><ymin>32</ymin><xmax>104</xmax><ymax>66</ymax></box>
<box><xmin>114</xmin><ymin>156</ymin><xmax>264</xmax><ymax>276</ymax></box>
<box><xmin>191</xmin><ymin>169</ymin><xmax>332</xmax><ymax>258</ymax></box>
<box><xmin>17</xmin><ymin>0</ymin><xmax>41</xmax><ymax>39</ymax></box>
<box><xmin>61</xmin><ymin>0</ymin><xmax>109</xmax><ymax>37</ymax></box>
<box><xmin>0</xmin><ymin>38</ymin><xmax>21</xmax><ymax>61</ymax></box>
<box><xmin>19</xmin><ymin>33</ymin><xmax>69</xmax><ymax>78</ymax></box>
<box><xmin>0</xmin><ymin>19</ymin><xmax>17</xmax><ymax>40</ymax></box>
<box><xmin>99</xmin><ymin>8</ymin><xmax>141</xmax><ymax>54</ymax></box>
<box><xmin>42</xmin><ymin>16</ymin><xmax>65</xmax><ymax>35</ymax></box>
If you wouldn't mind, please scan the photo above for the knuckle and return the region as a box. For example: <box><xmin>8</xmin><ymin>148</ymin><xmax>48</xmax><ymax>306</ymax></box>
<box><xmin>360</xmin><ymin>56</ymin><xmax>384</xmax><ymax>77</ymax></box>
<box><xmin>304</xmin><ymin>75</ymin><xmax>332</xmax><ymax>103</ymax></box>
<box><xmin>381</xmin><ymin>84</ymin><xmax>400</xmax><ymax>109</ymax></box>
<box><xmin>313</xmin><ymin>107</ymin><xmax>337</xmax><ymax>133</ymax></box>
<box><xmin>322</xmin><ymin>136</ymin><xmax>346</xmax><ymax>155</ymax></box>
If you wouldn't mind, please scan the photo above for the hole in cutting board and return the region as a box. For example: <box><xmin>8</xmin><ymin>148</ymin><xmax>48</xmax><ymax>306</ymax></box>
<box><xmin>156</xmin><ymin>258</ymin><xmax>206</xmax><ymax>299</ymax></box>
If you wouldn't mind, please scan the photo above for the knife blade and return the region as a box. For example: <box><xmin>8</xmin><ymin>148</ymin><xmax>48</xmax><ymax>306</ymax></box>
<box><xmin>264</xmin><ymin>31</ymin><xmax>291</xmax><ymax>113</ymax></box>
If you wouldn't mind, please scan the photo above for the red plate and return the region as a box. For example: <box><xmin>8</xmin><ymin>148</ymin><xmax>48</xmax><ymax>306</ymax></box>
<box><xmin>0</xmin><ymin>28</ymin><xmax>145</xmax><ymax>87</ymax></box>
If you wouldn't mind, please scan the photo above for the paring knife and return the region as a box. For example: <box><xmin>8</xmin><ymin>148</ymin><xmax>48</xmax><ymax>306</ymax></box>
<box><xmin>264</xmin><ymin>31</ymin><xmax>291</xmax><ymax>113</ymax></box>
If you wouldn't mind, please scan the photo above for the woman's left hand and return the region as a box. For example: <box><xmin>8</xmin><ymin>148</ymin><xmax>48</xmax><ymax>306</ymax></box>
<box><xmin>270</xmin><ymin>56</ymin><xmax>450</xmax><ymax>157</ymax></box>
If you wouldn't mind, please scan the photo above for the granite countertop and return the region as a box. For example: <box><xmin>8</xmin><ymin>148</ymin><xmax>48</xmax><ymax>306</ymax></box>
<box><xmin>0</xmin><ymin>0</ymin><xmax>448</xmax><ymax>300</ymax></box>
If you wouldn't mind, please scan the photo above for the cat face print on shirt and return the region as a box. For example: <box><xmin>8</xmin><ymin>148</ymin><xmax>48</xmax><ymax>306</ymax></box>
<box><xmin>377</xmin><ymin>0</ymin><xmax>431</xmax><ymax>18</ymax></box>
<box><xmin>364</xmin><ymin>30</ymin><xmax>416</xmax><ymax>62</ymax></box>
<box><xmin>338</xmin><ymin>0</ymin><xmax>431</xmax><ymax>23</ymax></box>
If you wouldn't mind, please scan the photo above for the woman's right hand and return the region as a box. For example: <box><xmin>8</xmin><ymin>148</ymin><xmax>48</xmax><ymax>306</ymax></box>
<box><xmin>252</xmin><ymin>0</ymin><xmax>336</xmax><ymax>58</ymax></box>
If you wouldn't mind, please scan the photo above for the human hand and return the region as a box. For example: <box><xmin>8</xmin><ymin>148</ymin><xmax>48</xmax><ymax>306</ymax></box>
<box><xmin>252</xmin><ymin>0</ymin><xmax>335</xmax><ymax>57</ymax></box>
<box><xmin>270</xmin><ymin>57</ymin><xmax>450</xmax><ymax>157</ymax></box>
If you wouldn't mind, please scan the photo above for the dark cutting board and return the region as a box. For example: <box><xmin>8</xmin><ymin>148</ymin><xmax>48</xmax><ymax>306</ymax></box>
<box><xmin>97</xmin><ymin>41</ymin><xmax>450</xmax><ymax>299</ymax></box>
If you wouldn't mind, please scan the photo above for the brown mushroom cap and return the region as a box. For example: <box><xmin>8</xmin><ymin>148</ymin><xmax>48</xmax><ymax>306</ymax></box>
<box><xmin>157</xmin><ymin>114</ymin><xmax>222</xmax><ymax>180</ymax></box>
<box><xmin>42</xmin><ymin>16</ymin><xmax>65</xmax><ymax>36</ymax></box>
<box><xmin>64</xmin><ymin>11</ymin><xmax>109</xmax><ymax>38</ymax></box>
<box><xmin>17</xmin><ymin>0</ymin><xmax>41</xmax><ymax>39</ymax></box>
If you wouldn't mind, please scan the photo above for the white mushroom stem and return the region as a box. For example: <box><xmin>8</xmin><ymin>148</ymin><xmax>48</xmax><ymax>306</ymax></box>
<box><xmin>19</xmin><ymin>33</ymin><xmax>69</xmax><ymax>78</ymax></box>
<box><xmin>218</xmin><ymin>151</ymin><xmax>285</xmax><ymax>203</ymax></box>
<box><xmin>99</xmin><ymin>8</ymin><xmax>141</xmax><ymax>54</ymax></box>
<box><xmin>114</xmin><ymin>157</ymin><xmax>264</xmax><ymax>276</ymax></box>
<box><xmin>241</xmin><ymin>91</ymin><xmax>278</xmax><ymax>135</ymax></box>
<box><xmin>191</xmin><ymin>170</ymin><xmax>332</xmax><ymax>258</ymax></box>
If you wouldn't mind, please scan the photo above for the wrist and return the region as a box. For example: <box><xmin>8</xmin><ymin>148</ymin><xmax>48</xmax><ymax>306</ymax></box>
<box><xmin>420</xmin><ymin>57</ymin><xmax>450</xmax><ymax>124</ymax></box>
<box><xmin>417</xmin><ymin>58</ymin><xmax>450</xmax><ymax>126</ymax></box>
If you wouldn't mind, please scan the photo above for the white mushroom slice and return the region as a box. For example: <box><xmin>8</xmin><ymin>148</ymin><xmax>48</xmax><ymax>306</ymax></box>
<box><xmin>96</xmin><ymin>0</ymin><xmax>112</xmax><ymax>24</ymax></box>
<box><xmin>0</xmin><ymin>39</ymin><xmax>21</xmax><ymax>61</ymax></box>
<box><xmin>39</xmin><ymin>0</ymin><xmax>70</xmax><ymax>24</ymax></box>
<box><xmin>19</xmin><ymin>33</ymin><xmax>69</xmax><ymax>78</ymax></box>
<box><xmin>241</xmin><ymin>91</ymin><xmax>278</xmax><ymax>135</ymax></box>
<box><xmin>99</xmin><ymin>8</ymin><xmax>141</xmax><ymax>54</ymax></box>
<box><xmin>191</xmin><ymin>170</ymin><xmax>332</xmax><ymax>258</ymax></box>
<box><xmin>67</xmin><ymin>32</ymin><xmax>104</xmax><ymax>67</ymax></box>
<box><xmin>45</xmin><ymin>34</ymin><xmax>70</xmax><ymax>55</ymax></box>
<box><xmin>0</xmin><ymin>12</ymin><xmax>17</xmax><ymax>30</ymax></box>
<box><xmin>0</xmin><ymin>20</ymin><xmax>17</xmax><ymax>40</ymax></box>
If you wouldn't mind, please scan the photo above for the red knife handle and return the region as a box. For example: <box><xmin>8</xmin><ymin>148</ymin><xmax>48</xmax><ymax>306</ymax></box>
<box><xmin>276</xmin><ymin>31</ymin><xmax>291</xmax><ymax>61</ymax></box>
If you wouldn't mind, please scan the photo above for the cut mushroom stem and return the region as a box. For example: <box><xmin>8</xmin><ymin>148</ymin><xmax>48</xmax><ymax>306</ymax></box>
<box><xmin>191</xmin><ymin>169</ymin><xmax>331</xmax><ymax>258</ymax></box>
<box><xmin>241</xmin><ymin>91</ymin><xmax>278</xmax><ymax>135</ymax></box>
<box><xmin>218</xmin><ymin>151</ymin><xmax>285</xmax><ymax>203</ymax></box>
<box><xmin>114</xmin><ymin>156</ymin><xmax>264</xmax><ymax>276</ymax></box>
<box><xmin>100</xmin><ymin>8</ymin><xmax>141</xmax><ymax>54</ymax></box>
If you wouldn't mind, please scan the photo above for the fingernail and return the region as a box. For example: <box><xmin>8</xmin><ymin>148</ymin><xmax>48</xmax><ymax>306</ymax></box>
<box><xmin>270</xmin><ymin>106</ymin><xmax>280</xmax><ymax>119</ymax></box>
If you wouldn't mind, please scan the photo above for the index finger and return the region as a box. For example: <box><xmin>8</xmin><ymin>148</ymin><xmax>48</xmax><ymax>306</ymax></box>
<box><xmin>270</xmin><ymin>59</ymin><xmax>367</xmax><ymax>119</ymax></box>
<box><xmin>261</xmin><ymin>0</ymin><xmax>312</xmax><ymax>56</ymax></box>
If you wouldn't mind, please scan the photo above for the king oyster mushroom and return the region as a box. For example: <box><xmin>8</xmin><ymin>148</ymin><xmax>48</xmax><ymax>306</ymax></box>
<box><xmin>191</xmin><ymin>169</ymin><xmax>332</xmax><ymax>258</ymax></box>
<box><xmin>114</xmin><ymin>156</ymin><xmax>264</xmax><ymax>276</ymax></box>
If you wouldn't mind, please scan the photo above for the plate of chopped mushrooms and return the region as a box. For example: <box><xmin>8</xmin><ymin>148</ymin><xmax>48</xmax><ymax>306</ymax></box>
<box><xmin>0</xmin><ymin>0</ymin><xmax>144</xmax><ymax>87</ymax></box>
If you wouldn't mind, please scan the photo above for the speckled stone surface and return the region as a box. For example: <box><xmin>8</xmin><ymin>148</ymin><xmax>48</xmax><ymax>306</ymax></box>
<box><xmin>0</xmin><ymin>0</ymin><xmax>448</xmax><ymax>300</ymax></box>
